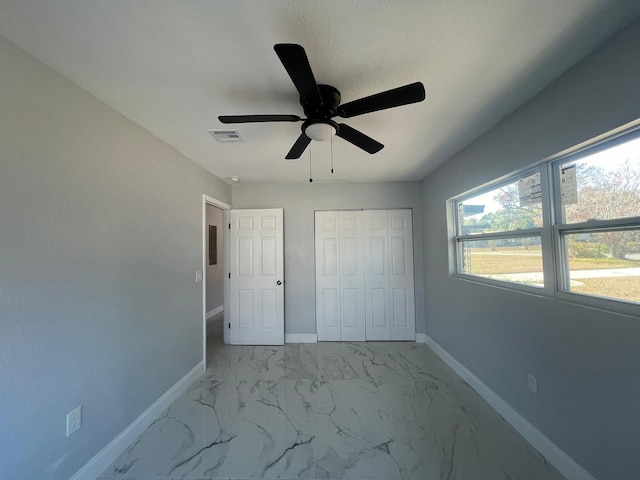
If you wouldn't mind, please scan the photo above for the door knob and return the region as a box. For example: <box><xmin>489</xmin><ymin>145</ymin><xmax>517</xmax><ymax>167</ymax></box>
<box><xmin>277</xmin><ymin>280</ymin><xmax>282</xmax><ymax>285</ymax></box>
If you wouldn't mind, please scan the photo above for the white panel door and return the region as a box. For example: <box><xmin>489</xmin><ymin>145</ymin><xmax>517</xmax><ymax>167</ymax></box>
<box><xmin>315</xmin><ymin>211</ymin><xmax>341</xmax><ymax>341</ymax></box>
<box><xmin>388</xmin><ymin>209</ymin><xmax>415</xmax><ymax>340</ymax></box>
<box><xmin>338</xmin><ymin>211</ymin><xmax>366</xmax><ymax>341</ymax></box>
<box><xmin>364</xmin><ymin>210</ymin><xmax>391</xmax><ymax>340</ymax></box>
<box><xmin>229</xmin><ymin>209</ymin><xmax>284</xmax><ymax>345</ymax></box>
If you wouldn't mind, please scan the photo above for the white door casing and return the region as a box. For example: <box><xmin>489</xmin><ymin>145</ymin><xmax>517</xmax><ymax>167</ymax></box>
<box><xmin>202</xmin><ymin>194</ymin><xmax>232</xmax><ymax>370</ymax></box>
<box><xmin>229</xmin><ymin>209</ymin><xmax>284</xmax><ymax>345</ymax></box>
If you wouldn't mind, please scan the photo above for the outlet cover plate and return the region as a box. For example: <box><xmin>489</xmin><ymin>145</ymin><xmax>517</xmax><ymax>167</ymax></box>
<box><xmin>66</xmin><ymin>406</ymin><xmax>82</xmax><ymax>437</ymax></box>
<box><xmin>528</xmin><ymin>374</ymin><xmax>538</xmax><ymax>395</ymax></box>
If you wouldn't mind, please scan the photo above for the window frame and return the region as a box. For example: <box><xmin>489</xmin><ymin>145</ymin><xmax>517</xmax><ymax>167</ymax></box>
<box><xmin>450</xmin><ymin>124</ymin><xmax>640</xmax><ymax>317</ymax></box>
<box><xmin>453</xmin><ymin>166</ymin><xmax>553</xmax><ymax>295</ymax></box>
<box><xmin>549</xmin><ymin>132</ymin><xmax>640</xmax><ymax>315</ymax></box>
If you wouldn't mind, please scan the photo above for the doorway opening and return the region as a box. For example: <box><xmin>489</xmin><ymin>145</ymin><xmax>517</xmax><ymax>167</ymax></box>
<box><xmin>202</xmin><ymin>195</ymin><xmax>231</xmax><ymax>370</ymax></box>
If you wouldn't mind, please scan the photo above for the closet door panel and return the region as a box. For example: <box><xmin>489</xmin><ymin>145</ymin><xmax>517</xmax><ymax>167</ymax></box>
<box><xmin>315</xmin><ymin>211</ymin><xmax>341</xmax><ymax>341</ymax></box>
<box><xmin>387</xmin><ymin>209</ymin><xmax>416</xmax><ymax>340</ymax></box>
<box><xmin>364</xmin><ymin>210</ymin><xmax>391</xmax><ymax>340</ymax></box>
<box><xmin>339</xmin><ymin>211</ymin><xmax>366</xmax><ymax>341</ymax></box>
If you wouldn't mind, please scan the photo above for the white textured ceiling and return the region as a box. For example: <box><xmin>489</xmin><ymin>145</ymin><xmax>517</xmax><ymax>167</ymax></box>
<box><xmin>1</xmin><ymin>1</ymin><xmax>639</xmax><ymax>184</ymax></box>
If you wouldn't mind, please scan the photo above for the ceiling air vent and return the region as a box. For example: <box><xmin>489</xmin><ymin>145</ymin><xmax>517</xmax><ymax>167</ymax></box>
<box><xmin>208</xmin><ymin>129</ymin><xmax>242</xmax><ymax>143</ymax></box>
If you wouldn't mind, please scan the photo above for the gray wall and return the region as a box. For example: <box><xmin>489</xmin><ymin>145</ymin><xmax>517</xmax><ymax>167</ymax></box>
<box><xmin>421</xmin><ymin>19</ymin><xmax>640</xmax><ymax>480</ymax></box>
<box><xmin>232</xmin><ymin>182</ymin><xmax>425</xmax><ymax>335</ymax></box>
<box><xmin>0</xmin><ymin>36</ymin><xmax>231</xmax><ymax>480</ymax></box>
<box><xmin>206</xmin><ymin>204</ymin><xmax>224</xmax><ymax>314</ymax></box>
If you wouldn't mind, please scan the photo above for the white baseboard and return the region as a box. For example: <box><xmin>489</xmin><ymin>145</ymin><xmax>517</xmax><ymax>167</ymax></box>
<box><xmin>69</xmin><ymin>361</ymin><xmax>204</xmax><ymax>480</ymax></box>
<box><xmin>206</xmin><ymin>305</ymin><xmax>224</xmax><ymax>319</ymax></box>
<box><xmin>414</xmin><ymin>333</ymin><xmax>427</xmax><ymax>343</ymax></box>
<box><xmin>285</xmin><ymin>333</ymin><xmax>318</xmax><ymax>343</ymax></box>
<box><xmin>423</xmin><ymin>335</ymin><xmax>595</xmax><ymax>480</ymax></box>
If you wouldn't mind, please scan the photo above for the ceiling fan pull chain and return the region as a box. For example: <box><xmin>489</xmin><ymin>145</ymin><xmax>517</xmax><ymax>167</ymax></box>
<box><xmin>331</xmin><ymin>135</ymin><xmax>334</xmax><ymax>174</ymax></box>
<box><xmin>309</xmin><ymin>144</ymin><xmax>313</xmax><ymax>183</ymax></box>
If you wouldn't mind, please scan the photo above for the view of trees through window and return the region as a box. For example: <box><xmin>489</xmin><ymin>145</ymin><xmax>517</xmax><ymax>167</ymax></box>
<box><xmin>560</xmin><ymin>137</ymin><xmax>640</xmax><ymax>302</ymax></box>
<box><xmin>460</xmin><ymin>179</ymin><xmax>542</xmax><ymax>238</ymax></box>
<box><xmin>456</xmin><ymin>133</ymin><xmax>640</xmax><ymax>305</ymax></box>
<box><xmin>458</xmin><ymin>177</ymin><xmax>543</xmax><ymax>287</ymax></box>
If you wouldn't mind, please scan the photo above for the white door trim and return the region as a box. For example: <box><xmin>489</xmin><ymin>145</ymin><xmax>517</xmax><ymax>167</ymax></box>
<box><xmin>202</xmin><ymin>194</ymin><xmax>231</xmax><ymax>371</ymax></box>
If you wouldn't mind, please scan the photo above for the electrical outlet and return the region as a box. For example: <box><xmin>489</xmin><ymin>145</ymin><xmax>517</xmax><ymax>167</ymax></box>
<box><xmin>66</xmin><ymin>406</ymin><xmax>82</xmax><ymax>437</ymax></box>
<box><xmin>528</xmin><ymin>374</ymin><xmax>538</xmax><ymax>395</ymax></box>
<box><xmin>195</xmin><ymin>270</ymin><xmax>203</xmax><ymax>283</ymax></box>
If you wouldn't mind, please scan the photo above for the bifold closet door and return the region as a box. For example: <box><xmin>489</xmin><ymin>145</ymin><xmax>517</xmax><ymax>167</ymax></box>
<box><xmin>363</xmin><ymin>210</ymin><xmax>391</xmax><ymax>340</ymax></box>
<box><xmin>387</xmin><ymin>209</ymin><xmax>415</xmax><ymax>340</ymax></box>
<box><xmin>337</xmin><ymin>211</ymin><xmax>365</xmax><ymax>341</ymax></box>
<box><xmin>316</xmin><ymin>209</ymin><xmax>413</xmax><ymax>341</ymax></box>
<box><xmin>315</xmin><ymin>211</ymin><xmax>340</xmax><ymax>341</ymax></box>
<box><xmin>363</xmin><ymin>209</ymin><xmax>415</xmax><ymax>340</ymax></box>
<box><xmin>315</xmin><ymin>211</ymin><xmax>366</xmax><ymax>341</ymax></box>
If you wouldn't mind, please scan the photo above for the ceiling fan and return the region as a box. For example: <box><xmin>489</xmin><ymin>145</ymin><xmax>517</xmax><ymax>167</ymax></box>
<box><xmin>218</xmin><ymin>44</ymin><xmax>426</xmax><ymax>159</ymax></box>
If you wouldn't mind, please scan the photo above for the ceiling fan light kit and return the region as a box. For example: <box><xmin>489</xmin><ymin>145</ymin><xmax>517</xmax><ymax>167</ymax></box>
<box><xmin>304</xmin><ymin>121</ymin><xmax>336</xmax><ymax>141</ymax></box>
<box><xmin>218</xmin><ymin>43</ymin><xmax>426</xmax><ymax>161</ymax></box>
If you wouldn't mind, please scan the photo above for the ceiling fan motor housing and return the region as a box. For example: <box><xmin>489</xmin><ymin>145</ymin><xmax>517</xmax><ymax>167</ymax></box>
<box><xmin>301</xmin><ymin>84</ymin><xmax>341</xmax><ymax>141</ymax></box>
<box><xmin>302</xmin><ymin>84</ymin><xmax>341</xmax><ymax>119</ymax></box>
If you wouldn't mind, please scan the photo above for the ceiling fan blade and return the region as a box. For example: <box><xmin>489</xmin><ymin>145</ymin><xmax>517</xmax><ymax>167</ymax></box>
<box><xmin>218</xmin><ymin>114</ymin><xmax>301</xmax><ymax>124</ymax></box>
<box><xmin>336</xmin><ymin>124</ymin><xmax>384</xmax><ymax>154</ymax></box>
<box><xmin>285</xmin><ymin>133</ymin><xmax>312</xmax><ymax>159</ymax></box>
<box><xmin>337</xmin><ymin>82</ymin><xmax>426</xmax><ymax>118</ymax></box>
<box><xmin>274</xmin><ymin>44</ymin><xmax>322</xmax><ymax>105</ymax></box>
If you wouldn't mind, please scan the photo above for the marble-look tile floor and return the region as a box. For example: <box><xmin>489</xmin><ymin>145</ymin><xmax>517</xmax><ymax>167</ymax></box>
<box><xmin>100</xmin><ymin>321</ymin><xmax>566</xmax><ymax>480</ymax></box>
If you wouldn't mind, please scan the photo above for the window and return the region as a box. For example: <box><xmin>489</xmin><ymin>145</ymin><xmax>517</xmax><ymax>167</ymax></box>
<box><xmin>553</xmin><ymin>134</ymin><xmax>640</xmax><ymax>305</ymax></box>
<box><xmin>456</xmin><ymin>172</ymin><xmax>545</xmax><ymax>289</ymax></box>
<box><xmin>561</xmin><ymin>230</ymin><xmax>640</xmax><ymax>303</ymax></box>
<box><xmin>453</xmin><ymin>127</ymin><xmax>640</xmax><ymax>312</ymax></box>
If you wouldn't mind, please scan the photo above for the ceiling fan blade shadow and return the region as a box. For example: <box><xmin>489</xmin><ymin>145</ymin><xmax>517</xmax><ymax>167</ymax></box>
<box><xmin>218</xmin><ymin>114</ymin><xmax>301</xmax><ymax>124</ymax></box>
<box><xmin>337</xmin><ymin>82</ymin><xmax>425</xmax><ymax>118</ymax></box>
<box><xmin>285</xmin><ymin>133</ymin><xmax>312</xmax><ymax>159</ymax></box>
<box><xmin>336</xmin><ymin>124</ymin><xmax>384</xmax><ymax>154</ymax></box>
<box><xmin>274</xmin><ymin>44</ymin><xmax>322</xmax><ymax>105</ymax></box>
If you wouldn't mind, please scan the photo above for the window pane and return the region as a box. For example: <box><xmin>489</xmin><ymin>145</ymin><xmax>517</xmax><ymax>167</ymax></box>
<box><xmin>564</xmin><ymin>230</ymin><xmax>640</xmax><ymax>303</ymax></box>
<box><xmin>458</xmin><ymin>173</ymin><xmax>543</xmax><ymax>235</ymax></box>
<box><xmin>460</xmin><ymin>237</ymin><xmax>543</xmax><ymax>287</ymax></box>
<box><xmin>561</xmin><ymin>136</ymin><xmax>640</xmax><ymax>224</ymax></box>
